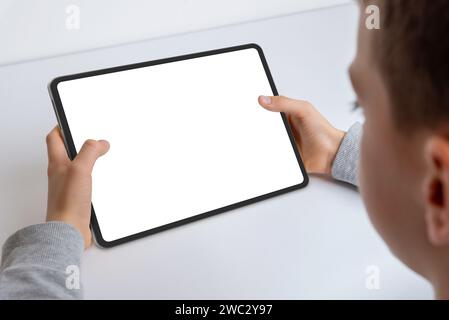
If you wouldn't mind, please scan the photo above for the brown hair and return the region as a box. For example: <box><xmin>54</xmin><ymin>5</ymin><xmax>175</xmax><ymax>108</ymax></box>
<box><xmin>375</xmin><ymin>0</ymin><xmax>449</xmax><ymax>130</ymax></box>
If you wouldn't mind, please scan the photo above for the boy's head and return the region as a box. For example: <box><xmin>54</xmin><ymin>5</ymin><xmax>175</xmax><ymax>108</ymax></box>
<box><xmin>350</xmin><ymin>0</ymin><xmax>449</xmax><ymax>292</ymax></box>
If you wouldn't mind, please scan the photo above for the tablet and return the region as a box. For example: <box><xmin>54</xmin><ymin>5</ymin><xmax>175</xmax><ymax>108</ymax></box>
<box><xmin>49</xmin><ymin>43</ymin><xmax>308</xmax><ymax>247</ymax></box>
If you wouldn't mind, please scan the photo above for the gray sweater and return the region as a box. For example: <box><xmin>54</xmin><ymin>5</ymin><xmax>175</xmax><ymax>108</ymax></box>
<box><xmin>0</xmin><ymin>122</ymin><xmax>362</xmax><ymax>300</ymax></box>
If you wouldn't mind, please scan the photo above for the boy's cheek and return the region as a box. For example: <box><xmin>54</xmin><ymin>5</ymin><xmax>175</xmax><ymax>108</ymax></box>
<box><xmin>358</xmin><ymin>130</ymin><xmax>385</xmax><ymax>228</ymax></box>
<box><xmin>358</xmin><ymin>122</ymin><xmax>427</xmax><ymax>271</ymax></box>
<box><xmin>358</xmin><ymin>125</ymin><xmax>401</xmax><ymax>246</ymax></box>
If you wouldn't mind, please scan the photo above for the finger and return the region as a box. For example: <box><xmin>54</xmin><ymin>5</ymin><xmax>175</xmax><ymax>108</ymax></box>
<box><xmin>74</xmin><ymin>139</ymin><xmax>110</xmax><ymax>172</ymax></box>
<box><xmin>258</xmin><ymin>95</ymin><xmax>312</xmax><ymax>119</ymax></box>
<box><xmin>46</xmin><ymin>126</ymin><xmax>69</xmax><ymax>165</ymax></box>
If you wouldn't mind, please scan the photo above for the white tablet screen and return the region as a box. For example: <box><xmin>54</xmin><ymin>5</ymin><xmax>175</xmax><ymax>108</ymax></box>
<box><xmin>56</xmin><ymin>46</ymin><xmax>305</xmax><ymax>244</ymax></box>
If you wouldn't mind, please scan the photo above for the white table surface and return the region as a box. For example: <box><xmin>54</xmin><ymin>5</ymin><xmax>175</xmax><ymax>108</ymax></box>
<box><xmin>0</xmin><ymin>0</ymin><xmax>350</xmax><ymax>65</ymax></box>
<box><xmin>0</xmin><ymin>4</ymin><xmax>433</xmax><ymax>299</ymax></box>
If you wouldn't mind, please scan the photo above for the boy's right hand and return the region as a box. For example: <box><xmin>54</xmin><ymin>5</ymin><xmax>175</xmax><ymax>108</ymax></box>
<box><xmin>258</xmin><ymin>95</ymin><xmax>345</xmax><ymax>175</ymax></box>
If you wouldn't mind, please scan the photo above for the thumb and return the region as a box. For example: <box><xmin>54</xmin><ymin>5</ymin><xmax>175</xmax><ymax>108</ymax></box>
<box><xmin>74</xmin><ymin>139</ymin><xmax>110</xmax><ymax>172</ymax></box>
<box><xmin>258</xmin><ymin>95</ymin><xmax>312</xmax><ymax>120</ymax></box>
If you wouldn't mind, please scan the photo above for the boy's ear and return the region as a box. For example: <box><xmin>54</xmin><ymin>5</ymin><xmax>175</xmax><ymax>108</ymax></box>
<box><xmin>423</xmin><ymin>136</ymin><xmax>449</xmax><ymax>246</ymax></box>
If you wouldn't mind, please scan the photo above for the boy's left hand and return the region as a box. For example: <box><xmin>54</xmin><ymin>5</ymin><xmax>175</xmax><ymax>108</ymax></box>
<box><xmin>45</xmin><ymin>126</ymin><xmax>109</xmax><ymax>249</ymax></box>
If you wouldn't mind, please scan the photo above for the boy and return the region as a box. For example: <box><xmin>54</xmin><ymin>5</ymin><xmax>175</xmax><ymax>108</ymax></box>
<box><xmin>1</xmin><ymin>0</ymin><xmax>448</xmax><ymax>299</ymax></box>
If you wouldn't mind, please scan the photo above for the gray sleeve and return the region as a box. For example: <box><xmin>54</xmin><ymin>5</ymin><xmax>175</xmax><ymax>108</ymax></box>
<box><xmin>331</xmin><ymin>122</ymin><xmax>363</xmax><ymax>187</ymax></box>
<box><xmin>0</xmin><ymin>222</ymin><xmax>84</xmax><ymax>300</ymax></box>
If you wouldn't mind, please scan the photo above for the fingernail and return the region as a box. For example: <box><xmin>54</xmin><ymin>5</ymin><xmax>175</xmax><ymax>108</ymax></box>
<box><xmin>98</xmin><ymin>140</ymin><xmax>110</xmax><ymax>147</ymax></box>
<box><xmin>260</xmin><ymin>95</ymin><xmax>272</xmax><ymax>105</ymax></box>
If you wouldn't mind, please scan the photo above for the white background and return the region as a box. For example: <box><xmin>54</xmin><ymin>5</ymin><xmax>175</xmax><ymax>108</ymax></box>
<box><xmin>0</xmin><ymin>0</ymin><xmax>350</xmax><ymax>65</ymax></box>
<box><xmin>58</xmin><ymin>48</ymin><xmax>304</xmax><ymax>242</ymax></box>
<box><xmin>0</xmin><ymin>3</ymin><xmax>433</xmax><ymax>298</ymax></box>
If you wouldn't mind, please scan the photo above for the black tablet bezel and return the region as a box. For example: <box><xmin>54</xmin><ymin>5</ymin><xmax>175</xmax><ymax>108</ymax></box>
<box><xmin>48</xmin><ymin>43</ymin><xmax>309</xmax><ymax>248</ymax></box>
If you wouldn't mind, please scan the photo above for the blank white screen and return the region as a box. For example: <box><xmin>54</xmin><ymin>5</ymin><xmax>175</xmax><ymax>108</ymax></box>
<box><xmin>57</xmin><ymin>47</ymin><xmax>304</xmax><ymax>242</ymax></box>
